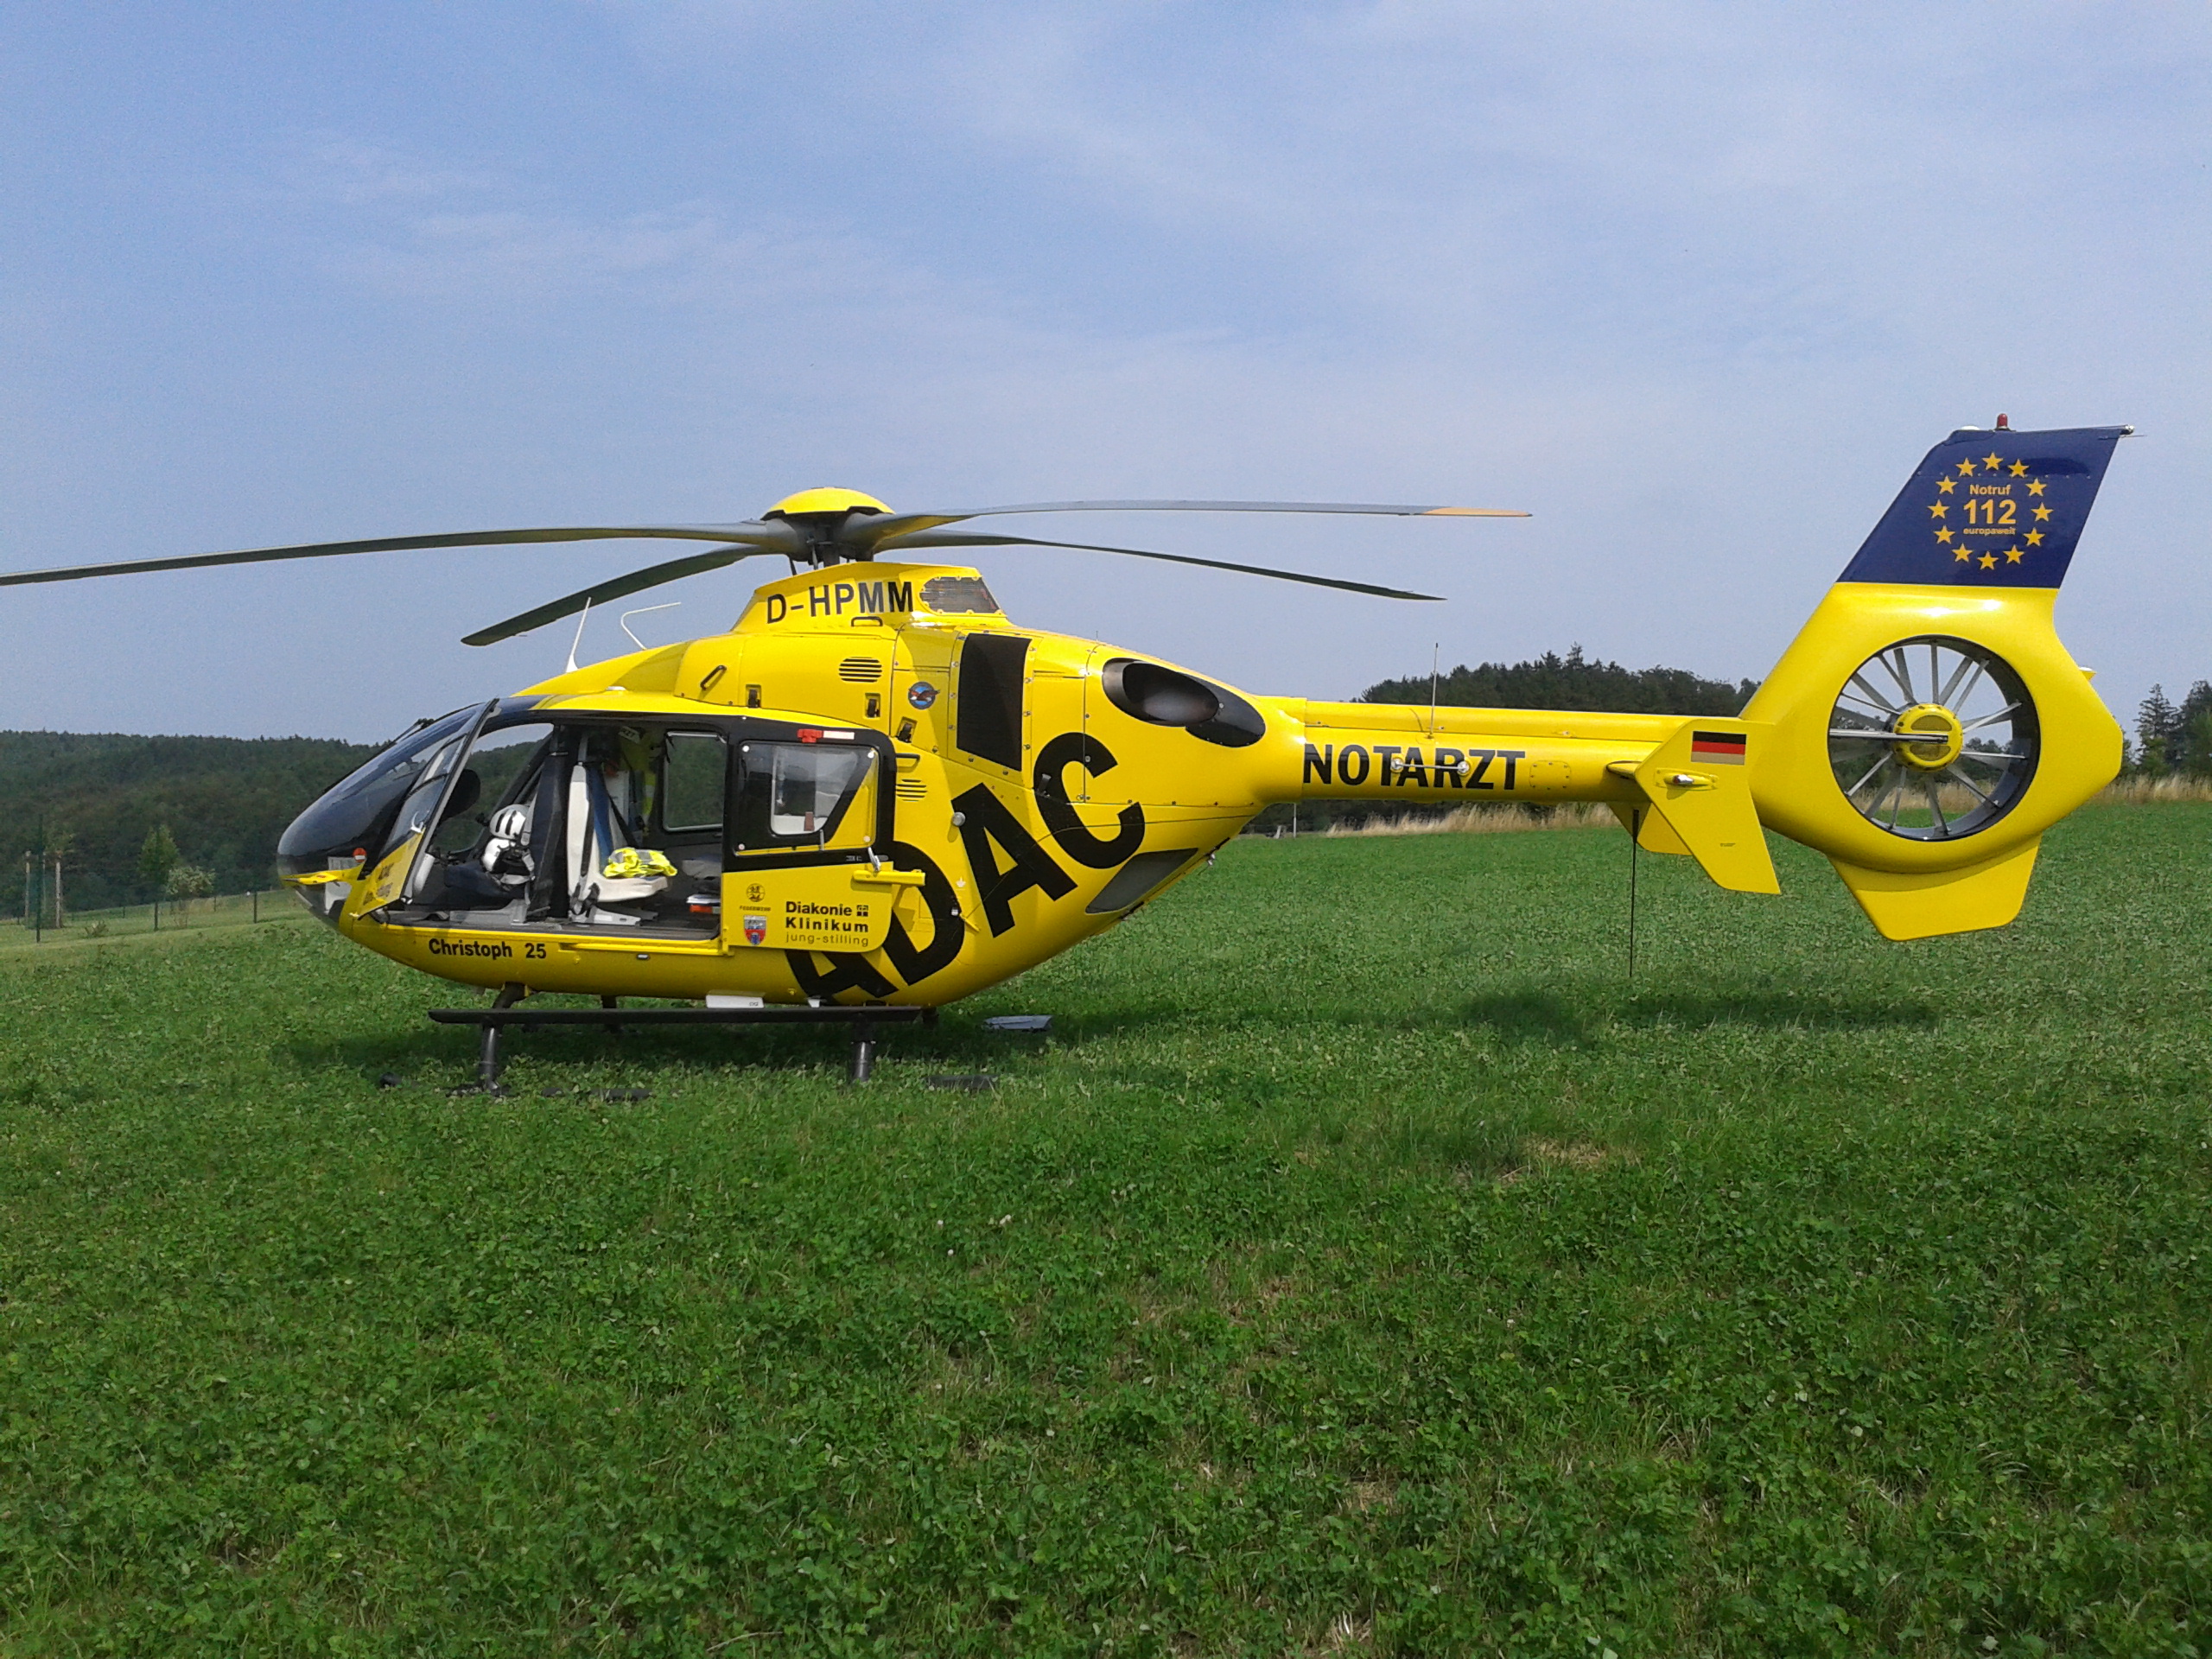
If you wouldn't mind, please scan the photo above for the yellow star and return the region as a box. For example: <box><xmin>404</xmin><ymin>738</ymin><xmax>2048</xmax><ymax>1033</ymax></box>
<box><xmin>1954</xmin><ymin>547</ymin><xmax>1972</xmax><ymax>562</ymax></box>
<box><xmin>1958</xmin><ymin>459</ymin><xmax>1978</xmax><ymax>475</ymax></box>
<box><xmin>2024</xmin><ymin>529</ymin><xmax>2044</xmax><ymax>546</ymax></box>
<box><xmin>1928</xmin><ymin>501</ymin><xmax>1948</xmax><ymax>518</ymax></box>
<box><xmin>1979</xmin><ymin>552</ymin><xmax>1999</xmax><ymax>569</ymax></box>
<box><xmin>1936</xmin><ymin>476</ymin><xmax>1956</xmax><ymax>494</ymax></box>
<box><xmin>2005</xmin><ymin>545</ymin><xmax>2024</xmax><ymax>563</ymax></box>
<box><xmin>1936</xmin><ymin>528</ymin><xmax>1955</xmax><ymax>543</ymax></box>
<box><xmin>2033</xmin><ymin>504</ymin><xmax>2052</xmax><ymax>521</ymax></box>
<box><xmin>1984</xmin><ymin>451</ymin><xmax>2002</xmax><ymax>470</ymax></box>
<box><xmin>2009</xmin><ymin>460</ymin><xmax>2028</xmax><ymax>477</ymax></box>
<box><xmin>2027</xmin><ymin>479</ymin><xmax>2045</xmax><ymax>495</ymax></box>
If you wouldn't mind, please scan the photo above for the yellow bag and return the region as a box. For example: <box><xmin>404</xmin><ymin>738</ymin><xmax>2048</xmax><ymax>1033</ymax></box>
<box><xmin>601</xmin><ymin>846</ymin><xmax>677</xmax><ymax>880</ymax></box>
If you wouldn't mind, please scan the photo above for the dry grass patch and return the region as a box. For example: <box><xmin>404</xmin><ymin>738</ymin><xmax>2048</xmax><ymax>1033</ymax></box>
<box><xmin>2096</xmin><ymin>774</ymin><xmax>2212</xmax><ymax>804</ymax></box>
<box><xmin>1323</xmin><ymin>803</ymin><xmax>1615</xmax><ymax>837</ymax></box>
<box><xmin>1497</xmin><ymin>1136</ymin><xmax>1638</xmax><ymax>1185</ymax></box>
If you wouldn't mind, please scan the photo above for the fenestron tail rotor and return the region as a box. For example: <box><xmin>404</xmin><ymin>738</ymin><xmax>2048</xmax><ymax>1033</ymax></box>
<box><xmin>0</xmin><ymin>493</ymin><xmax>1526</xmax><ymax>645</ymax></box>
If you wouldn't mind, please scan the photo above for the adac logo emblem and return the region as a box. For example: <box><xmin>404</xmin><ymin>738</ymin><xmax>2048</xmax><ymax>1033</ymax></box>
<box><xmin>906</xmin><ymin>680</ymin><xmax>938</xmax><ymax>709</ymax></box>
<box><xmin>1925</xmin><ymin>449</ymin><xmax>2053</xmax><ymax>576</ymax></box>
<box><xmin>743</xmin><ymin>913</ymin><xmax>768</xmax><ymax>945</ymax></box>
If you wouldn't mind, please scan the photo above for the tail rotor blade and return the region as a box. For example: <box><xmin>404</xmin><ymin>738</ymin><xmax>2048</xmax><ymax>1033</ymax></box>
<box><xmin>878</xmin><ymin>531</ymin><xmax>1445</xmax><ymax>601</ymax></box>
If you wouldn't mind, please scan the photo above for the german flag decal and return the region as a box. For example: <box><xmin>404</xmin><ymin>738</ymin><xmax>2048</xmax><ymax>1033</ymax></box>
<box><xmin>1689</xmin><ymin>730</ymin><xmax>1747</xmax><ymax>766</ymax></box>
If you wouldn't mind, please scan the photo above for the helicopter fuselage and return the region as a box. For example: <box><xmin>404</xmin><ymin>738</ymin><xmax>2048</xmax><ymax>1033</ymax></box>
<box><xmin>280</xmin><ymin>561</ymin><xmax>1716</xmax><ymax>1007</ymax></box>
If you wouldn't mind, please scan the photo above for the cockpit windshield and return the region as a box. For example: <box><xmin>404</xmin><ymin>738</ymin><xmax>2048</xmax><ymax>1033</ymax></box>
<box><xmin>276</xmin><ymin>700</ymin><xmax>540</xmax><ymax>879</ymax></box>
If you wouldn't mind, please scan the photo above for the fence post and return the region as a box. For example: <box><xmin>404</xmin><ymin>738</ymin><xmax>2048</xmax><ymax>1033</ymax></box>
<box><xmin>252</xmin><ymin>888</ymin><xmax>258</xmax><ymax>923</ymax></box>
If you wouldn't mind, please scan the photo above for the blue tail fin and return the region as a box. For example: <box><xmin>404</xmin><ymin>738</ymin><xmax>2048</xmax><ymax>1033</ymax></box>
<box><xmin>1838</xmin><ymin>423</ymin><xmax>2129</xmax><ymax>589</ymax></box>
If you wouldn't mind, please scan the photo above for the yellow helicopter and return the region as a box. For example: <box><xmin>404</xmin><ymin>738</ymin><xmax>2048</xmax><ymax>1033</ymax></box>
<box><xmin>2</xmin><ymin>420</ymin><xmax>2130</xmax><ymax>1081</ymax></box>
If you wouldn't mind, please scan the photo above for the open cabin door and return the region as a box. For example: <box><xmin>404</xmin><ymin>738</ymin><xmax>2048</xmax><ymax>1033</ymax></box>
<box><xmin>370</xmin><ymin>709</ymin><xmax>734</xmax><ymax>939</ymax></box>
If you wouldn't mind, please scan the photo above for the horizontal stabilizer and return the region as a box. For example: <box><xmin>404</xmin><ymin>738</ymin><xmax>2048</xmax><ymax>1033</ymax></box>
<box><xmin>1610</xmin><ymin>721</ymin><xmax>1779</xmax><ymax>894</ymax></box>
<box><xmin>1829</xmin><ymin>836</ymin><xmax>2041</xmax><ymax>940</ymax></box>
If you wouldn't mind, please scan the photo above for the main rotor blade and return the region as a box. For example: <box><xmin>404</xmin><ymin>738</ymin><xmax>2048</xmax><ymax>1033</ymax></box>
<box><xmin>876</xmin><ymin>531</ymin><xmax>1445</xmax><ymax>601</ymax></box>
<box><xmin>0</xmin><ymin>522</ymin><xmax>798</xmax><ymax>589</ymax></box>
<box><xmin>461</xmin><ymin>546</ymin><xmax>770</xmax><ymax>647</ymax></box>
<box><xmin>846</xmin><ymin>499</ymin><xmax>1527</xmax><ymax>549</ymax></box>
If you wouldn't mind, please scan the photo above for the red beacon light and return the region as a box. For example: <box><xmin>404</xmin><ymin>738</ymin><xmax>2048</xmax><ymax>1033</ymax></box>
<box><xmin>1995</xmin><ymin>413</ymin><xmax>2011</xmax><ymax>430</ymax></box>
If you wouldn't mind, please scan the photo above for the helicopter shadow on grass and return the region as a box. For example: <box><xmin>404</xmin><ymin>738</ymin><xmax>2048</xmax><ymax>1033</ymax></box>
<box><xmin>1450</xmin><ymin>982</ymin><xmax>1941</xmax><ymax>1050</ymax></box>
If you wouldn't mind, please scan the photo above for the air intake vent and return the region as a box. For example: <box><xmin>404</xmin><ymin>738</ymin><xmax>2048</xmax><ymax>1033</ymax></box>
<box><xmin>837</xmin><ymin>658</ymin><xmax>882</xmax><ymax>683</ymax></box>
<box><xmin>896</xmin><ymin>779</ymin><xmax>927</xmax><ymax>800</ymax></box>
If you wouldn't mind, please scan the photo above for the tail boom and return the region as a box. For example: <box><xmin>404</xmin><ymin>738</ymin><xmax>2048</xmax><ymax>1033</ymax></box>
<box><xmin>1261</xmin><ymin>698</ymin><xmax>1778</xmax><ymax>893</ymax></box>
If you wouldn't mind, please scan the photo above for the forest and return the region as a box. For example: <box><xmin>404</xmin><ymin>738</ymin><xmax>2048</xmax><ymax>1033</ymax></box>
<box><xmin>2</xmin><ymin>730</ymin><xmax>379</xmax><ymax>914</ymax></box>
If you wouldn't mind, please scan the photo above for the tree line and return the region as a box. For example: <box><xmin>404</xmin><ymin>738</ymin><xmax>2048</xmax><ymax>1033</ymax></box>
<box><xmin>5</xmin><ymin>659</ymin><xmax>2196</xmax><ymax>912</ymax></box>
<box><xmin>3</xmin><ymin>730</ymin><xmax>380</xmax><ymax>916</ymax></box>
<box><xmin>2132</xmin><ymin>683</ymin><xmax>2212</xmax><ymax>777</ymax></box>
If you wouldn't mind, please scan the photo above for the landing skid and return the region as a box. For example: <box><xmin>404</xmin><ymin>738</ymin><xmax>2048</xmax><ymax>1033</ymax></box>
<box><xmin>429</xmin><ymin>995</ymin><xmax>932</xmax><ymax>1090</ymax></box>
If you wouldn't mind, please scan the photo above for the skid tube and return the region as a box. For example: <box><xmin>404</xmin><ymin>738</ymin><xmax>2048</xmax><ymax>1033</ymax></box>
<box><xmin>429</xmin><ymin>995</ymin><xmax>931</xmax><ymax>1089</ymax></box>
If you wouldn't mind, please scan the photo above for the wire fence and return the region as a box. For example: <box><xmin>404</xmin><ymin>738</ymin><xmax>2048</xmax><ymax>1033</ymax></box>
<box><xmin>3</xmin><ymin>885</ymin><xmax>302</xmax><ymax>949</ymax></box>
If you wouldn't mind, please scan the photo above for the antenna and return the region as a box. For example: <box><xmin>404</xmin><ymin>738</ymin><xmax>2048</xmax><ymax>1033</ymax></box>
<box><xmin>1427</xmin><ymin>642</ymin><xmax>1440</xmax><ymax>734</ymax></box>
<box><xmin>1626</xmin><ymin>808</ymin><xmax>1642</xmax><ymax>988</ymax></box>
<box><xmin>565</xmin><ymin>598</ymin><xmax>592</xmax><ymax>675</ymax></box>
<box><xmin>618</xmin><ymin>601</ymin><xmax>681</xmax><ymax>651</ymax></box>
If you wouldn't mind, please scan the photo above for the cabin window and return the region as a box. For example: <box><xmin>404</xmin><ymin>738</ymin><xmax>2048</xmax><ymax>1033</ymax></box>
<box><xmin>733</xmin><ymin>742</ymin><xmax>877</xmax><ymax>853</ymax></box>
<box><xmin>956</xmin><ymin>632</ymin><xmax>1028</xmax><ymax>769</ymax></box>
<box><xmin>921</xmin><ymin>575</ymin><xmax>999</xmax><ymax>613</ymax></box>
<box><xmin>660</xmin><ymin>732</ymin><xmax>727</xmax><ymax>833</ymax></box>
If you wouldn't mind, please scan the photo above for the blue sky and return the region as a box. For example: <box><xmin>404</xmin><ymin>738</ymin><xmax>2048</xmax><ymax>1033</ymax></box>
<box><xmin>2</xmin><ymin>2</ymin><xmax>2205</xmax><ymax>741</ymax></box>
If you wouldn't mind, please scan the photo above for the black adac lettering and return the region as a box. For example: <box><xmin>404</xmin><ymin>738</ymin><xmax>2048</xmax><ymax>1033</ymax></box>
<box><xmin>787</xmin><ymin>840</ymin><xmax>964</xmax><ymax>997</ymax></box>
<box><xmin>1373</xmin><ymin>744</ymin><xmax>1402</xmax><ymax>786</ymax></box>
<box><xmin>856</xmin><ymin>580</ymin><xmax>886</xmax><ymax>613</ymax></box>
<box><xmin>1433</xmin><ymin>747</ymin><xmax>1464</xmax><ymax>788</ymax></box>
<box><xmin>1302</xmin><ymin>742</ymin><xmax>1333</xmax><ymax>785</ymax></box>
<box><xmin>880</xmin><ymin>840</ymin><xmax>964</xmax><ymax>985</ymax></box>
<box><xmin>808</xmin><ymin>586</ymin><xmax>832</xmax><ymax>617</ymax></box>
<box><xmin>785</xmin><ymin>949</ymin><xmax>896</xmax><ymax>1002</ymax></box>
<box><xmin>1033</xmin><ymin>733</ymin><xmax>1145</xmax><ymax>869</ymax></box>
<box><xmin>765</xmin><ymin>594</ymin><xmax>787</xmax><ymax>624</ymax></box>
<box><xmin>952</xmin><ymin>784</ymin><xmax>1076</xmax><ymax>935</ymax></box>
<box><xmin>1400</xmin><ymin>746</ymin><xmax>1427</xmax><ymax>788</ymax></box>
<box><xmin>833</xmin><ymin>582</ymin><xmax>855</xmax><ymax>614</ymax></box>
<box><xmin>1467</xmin><ymin>748</ymin><xmax>1497</xmax><ymax>790</ymax></box>
<box><xmin>1498</xmin><ymin>748</ymin><xmax>1525</xmax><ymax>791</ymax></box>
<box><xmin>1338</xmin><ymin>744</ymin><xmax>1370</xmax><ymax>785</ymax></box>
<box><xmin>887</xmin><ymin>579</ymin><xmax>913</xmax><ymax>613</ymax></box>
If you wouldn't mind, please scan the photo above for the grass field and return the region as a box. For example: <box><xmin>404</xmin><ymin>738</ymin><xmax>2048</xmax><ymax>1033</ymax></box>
<box><xmin>3</xmin><ymin>806</ymin><xmax>2208</xmax><ymax>1656</ymax></box>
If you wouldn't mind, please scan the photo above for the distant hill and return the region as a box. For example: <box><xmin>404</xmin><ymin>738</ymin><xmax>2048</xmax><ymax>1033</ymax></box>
<box><xmin>1</xmin><ymin>731</ymin><xmax>380</xmax><ymax>913</ymax></box>
<box><xmin>1363</xmin><ymin>645</ymin><xmax>1756</xmax><ymax>716</ymax></box>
